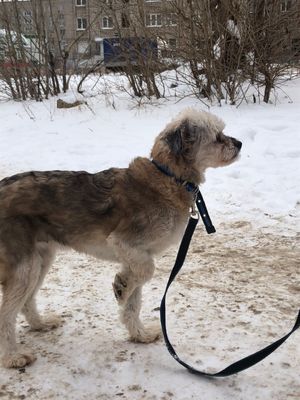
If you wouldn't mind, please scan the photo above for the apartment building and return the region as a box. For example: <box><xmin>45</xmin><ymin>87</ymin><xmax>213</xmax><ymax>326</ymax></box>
<box><xmin>72</xmin><ymin>0</ymin><xmax>179</xmax><ymax>63</ymax></box>
<box><xmin>0</xmin><ymin>0</ymin><xmax>179</xmax><ymax>65</ymax></box>
<box><xmin>0</xmin><ymin>0</ymin><xmax>299</xmax><ymax>66</ymax></box>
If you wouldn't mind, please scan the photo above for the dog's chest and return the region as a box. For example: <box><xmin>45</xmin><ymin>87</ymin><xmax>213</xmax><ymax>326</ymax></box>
<box><xmin>72</xmin><ymin>235</ymin><xmax>118</xmax><ymax>262</ymax></box>
<box><xmin>146</xmin><ymin>214</ymin><xmax>188</xmax><ymax>255</ymax></box>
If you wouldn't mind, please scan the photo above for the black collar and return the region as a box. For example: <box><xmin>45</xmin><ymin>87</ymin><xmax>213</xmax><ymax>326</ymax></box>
<box><xmin>152</xmin><ymin>159</ymin><xmax>216</xmax><ymax>234</ymax></box>
<box><xmin>151</xmin><ymin>159</ymin><xmax>198</xmax><ymax>194</ymax></box>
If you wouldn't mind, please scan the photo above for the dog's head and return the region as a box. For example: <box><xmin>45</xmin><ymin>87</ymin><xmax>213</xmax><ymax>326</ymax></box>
<box><xmin>151</xmin><ymin>109</ymin><xmax>242</xmax><ymax>182</ymax></box>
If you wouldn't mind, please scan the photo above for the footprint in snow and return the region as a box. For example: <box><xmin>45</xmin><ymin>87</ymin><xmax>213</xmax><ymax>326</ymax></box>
<box><xmin>244</xmin><ymin>129</ymin><xmax>257</xmax><ymax>141</ymax></box>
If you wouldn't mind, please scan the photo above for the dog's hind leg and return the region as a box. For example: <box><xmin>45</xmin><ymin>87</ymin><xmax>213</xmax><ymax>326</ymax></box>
<box><xmin>22</xmin><ymin>242</ymin><xmax>61</xmax><ymax>331</ymax></box>
<box><xmin>0</xmin><ymin>256</ymin><xmax>41</xmax><ymax>368</ymax></box>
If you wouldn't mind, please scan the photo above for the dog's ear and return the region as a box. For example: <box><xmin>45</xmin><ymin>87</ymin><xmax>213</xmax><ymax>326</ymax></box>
<box><xmin>165</xmin><ymin>127</ymin><xmax>183</xmax><ymax>156</ymax></box>
<box><xmin>165</xmin><ymin>119</ymin><xmax>200</xmax><ymax>157</ymax></box>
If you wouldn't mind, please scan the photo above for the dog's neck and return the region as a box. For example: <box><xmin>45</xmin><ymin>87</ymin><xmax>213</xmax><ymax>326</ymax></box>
<box><xmin>151</xmin><ymin>159</ymin><xmax>202</xmax><ymax>193</ymax></box>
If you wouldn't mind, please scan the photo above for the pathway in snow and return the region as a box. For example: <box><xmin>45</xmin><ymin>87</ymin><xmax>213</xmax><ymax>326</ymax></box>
<box><xmin>1</xmin><ymin>219</ymin><xmax>299</xmax><ymax>400</ymax></box>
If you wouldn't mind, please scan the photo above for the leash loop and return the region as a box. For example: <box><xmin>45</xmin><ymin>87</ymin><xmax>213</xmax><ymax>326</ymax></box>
<box><xmin>160</xmin><ymin>189</ymin><xmax>299</xmax><ymax>377</ymax></box>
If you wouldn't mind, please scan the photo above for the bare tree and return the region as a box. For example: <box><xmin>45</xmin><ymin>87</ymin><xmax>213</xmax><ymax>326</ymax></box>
<box><xmin>1</xmin><ymin>0</ymin><xmax>299</xmax><ymax>104</ymax></box>
<box><xmin>248</xmin><ymin>0</ymin><xmax>300</xmax><ymax>103</ymax></box>
<box><xmin>0</xmin><ymin>0</ymin><xmax>104</xmax><ymax>99</ymax></box>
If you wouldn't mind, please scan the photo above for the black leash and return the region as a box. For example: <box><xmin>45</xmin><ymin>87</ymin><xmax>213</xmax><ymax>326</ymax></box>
<box><xmin>160</xmin><ymin>189</ymin><xmax>300</xmax><ymax>377</ymax></box>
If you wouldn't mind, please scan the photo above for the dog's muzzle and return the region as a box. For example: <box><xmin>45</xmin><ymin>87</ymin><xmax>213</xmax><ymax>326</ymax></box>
<box><xmin>231</xmin><ymin>137</ymin><xmax>242</xmax><ymax>151</ymax></box>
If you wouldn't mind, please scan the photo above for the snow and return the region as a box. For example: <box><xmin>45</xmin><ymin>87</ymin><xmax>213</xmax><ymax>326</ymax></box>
<box><xmin>0</xmin><ymin>75</ymin><xmax>299</xmax><ymax>400</ymax></box>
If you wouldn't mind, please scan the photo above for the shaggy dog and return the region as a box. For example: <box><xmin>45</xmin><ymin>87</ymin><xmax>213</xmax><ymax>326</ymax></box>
<box><xmin>0</xmin><ymin>109</ymin><xmax>242</xmax><ymax>368</ymax></box>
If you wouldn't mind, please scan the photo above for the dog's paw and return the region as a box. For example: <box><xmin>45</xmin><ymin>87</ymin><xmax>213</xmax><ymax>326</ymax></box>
<box><xmin>129</xmin><ymin>323</ymin><xmax>161</xmax><ymax>344</ymax></box>
<box><xmin>2</xmin><ymin>351</ymin><xmax>36</xmax><ymax>369</ymax></box>
<box><xmin>112</xmin><ymin>274</ymin><xmax>128</xmax><ymax>305</ymax></box>
<box><xmin>29</xmin><ymin>314</ymin><xmax>62</xmax><ymax>332</ymax></box>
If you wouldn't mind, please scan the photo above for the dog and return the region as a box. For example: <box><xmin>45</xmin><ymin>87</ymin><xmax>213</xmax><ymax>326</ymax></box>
<box><xmin>0</xmin><ymin>109</ymin><xmax>242</xmax><ymax>368</ymax></box>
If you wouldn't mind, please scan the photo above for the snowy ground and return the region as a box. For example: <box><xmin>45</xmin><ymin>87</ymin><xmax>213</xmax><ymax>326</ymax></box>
<box><xmin>0</xmin><ymin>76</ymin><xmax>299</xmax><ymax>399</ymax></box>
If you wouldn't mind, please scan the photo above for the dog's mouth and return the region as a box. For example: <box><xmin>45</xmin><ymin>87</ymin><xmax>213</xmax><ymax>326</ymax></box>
<box><xmin>234</xmin><ymin>144</ymin><xmax>242</xmax><ymax>157</ymax></box>
<box><xmin>231</xmin><ymin>148</ymin><xmax>242</xmax><ymax>163</ymax></box>
<box><xmin>232</xmin><ymin>138</ymin><xmax>242</xmax><ymax>151</ymax></box>
<box><xmin>232</xmin><ymin>150</ymin><xmax>241</xmax><ymax>162</ymax></box>
<box><xmin>230</xmin><ymin>139</ymin><xmax>242</xmax><ymax>161</ymax></box>
<box><xmin>220</xmin><ymin>142</ymin><xmax>242</xmax><ymax>166</ymax></box>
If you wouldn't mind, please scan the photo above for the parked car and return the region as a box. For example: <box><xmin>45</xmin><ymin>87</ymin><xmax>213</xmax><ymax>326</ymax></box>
<box><xmin>95</xmin><ymin>37</ymin><xmax>158</xmax><ymax>70</ymax></box>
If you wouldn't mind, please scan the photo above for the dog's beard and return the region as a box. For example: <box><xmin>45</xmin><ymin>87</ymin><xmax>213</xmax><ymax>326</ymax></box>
<box><xmin>231</xmin><ymin>149</ymin><xmax>241</xmax><ymax>162</ymax></box>
<box><xmin>220</xmin><ymin>148</ymin><xmax>241</xmax><ymax>166</ymax></box>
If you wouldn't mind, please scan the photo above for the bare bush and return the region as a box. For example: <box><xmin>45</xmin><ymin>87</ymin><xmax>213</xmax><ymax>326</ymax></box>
<box><xmin>247</xmin><ymin>0</ymin><xmax>300</xmax><ymax>103</ymax></box>
<box><xmin>0</xmin><ymin>0</ymin><xmax>103</xmax><ymax>100</ymax></box>
<box><xmin>0</xmin><ymin>0</ymin><xmax>299</xmax><ymax>104</ymax></box>
<box><xmin>170</xmin><ymin>0</ymin><xmax>300</xmax><ymax>104</ymax></box>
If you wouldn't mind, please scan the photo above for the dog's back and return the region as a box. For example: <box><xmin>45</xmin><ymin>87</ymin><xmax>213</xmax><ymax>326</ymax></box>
<box><xmin>0</xmin><ymin>170</ymin><xmax>115</xmax><ymax>218</ymax></box>
<box><xmin>0</xmin><ymin>169</ymin><xmax>119</xmax><ymax>282</ymax></box>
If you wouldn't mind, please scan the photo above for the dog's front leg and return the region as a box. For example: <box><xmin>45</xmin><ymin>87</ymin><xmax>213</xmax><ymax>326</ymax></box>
<box><xmin>120</xmin><ymin>286</ymin><xmax>160</xmax><ymax>343</ymax></box>
<box><xmin>110</xmin><ymin>238</ymin><xmax>160</xmax><ymax>343</ymax></box>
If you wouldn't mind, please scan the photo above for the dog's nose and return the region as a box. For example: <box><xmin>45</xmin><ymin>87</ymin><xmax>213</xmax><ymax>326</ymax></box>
<box><xmin>232</xmin><ymin>138</ymin><xmax>242</xmax><ymax>150</ymax></box>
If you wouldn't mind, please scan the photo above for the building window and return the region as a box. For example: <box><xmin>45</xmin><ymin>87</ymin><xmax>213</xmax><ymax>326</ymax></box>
<box><xmin>145</xmin><ymin>13</ymin><xmax>162</xmax><ymax>27</ymax></box>
<box><xmin>58</xmin><ymin>13</ymin><xmax>65</xmax><ymax>28</ymax></box>
<box><xmin>76</xmin><ymin>0</ymin><xmax>87</xmax><ymax>6</ymax></box>
<box><xmin>102</xmin><ymin>16</ymin><xmax>113</xmax><ymax>29</ymax></box>
<box><xmin>121</xmin><ymin>13</ymin><xmax>130</xmax><ymax>28</ymax></box>
<box><xmin>23</xmin><ymin>10</ymin><xmax>33</xmax><ymax>33</ymax></box>
<box><xmin>292</xmin><ymin>38</ymin><xmax>300</xmax><ymax>55</ymax></box>
<box><xmin>60</xmin><ymin>40</ymin><xmax>67</xmax><ymax>50</ymax></box>
<box><xmin>280</xmin><ymin>0</ymin><xmax>291</xmax><ymax>12</ymax></box>
<box><xmin>168</xmin><ymin>38</ymin><xmax>176</xmax><ymax>48</ymax></box>
<box><xmin>77</xmin><ymin>17</ymin><xmax>87</xmax><ymax>30</ymax></box>
<box><xmin>78</xmin><ymin>40</ymin><xmax>89</xmax><ymax>54</ymax></box>
<box><xmin>23</xmin><ymin>10</ymin><xmax>32</xmax><ymax>25</ymax></box>
<box><xmin>165</xmin><ymin>14</ymin><xmax>177</xmax><ymax>26</ymax></box>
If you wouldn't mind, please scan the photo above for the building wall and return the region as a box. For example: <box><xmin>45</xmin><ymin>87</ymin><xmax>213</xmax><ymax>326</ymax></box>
<box><xmin>0</xmin><ymin>0</ymin><xmax>299</xmax><ymax>64</ymax></box>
